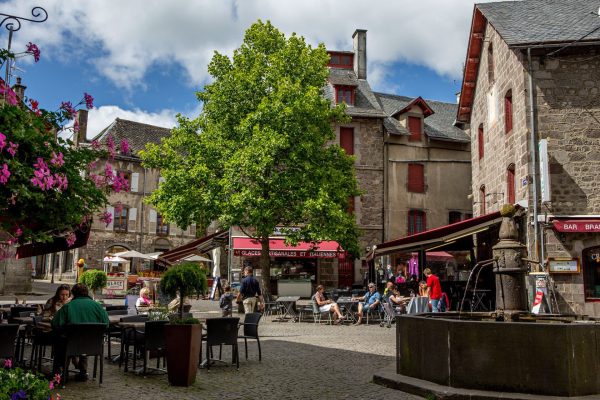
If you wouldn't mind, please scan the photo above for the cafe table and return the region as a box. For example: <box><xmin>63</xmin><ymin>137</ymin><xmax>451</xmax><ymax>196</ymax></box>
<box><xmin>274</xmin><ymin>296</ymin><xmax>300</xmax><ymax>322</ymax></box>
<box><xmin>335</xmin><ymin>297</ymin><xmax>357</xmax><ymax>323</ymax></box>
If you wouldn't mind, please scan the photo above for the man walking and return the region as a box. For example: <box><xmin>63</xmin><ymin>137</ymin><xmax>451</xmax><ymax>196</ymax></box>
<box><xmin>238</xmin><ymin>266</ymin><xmax>264</xmax><ymax>314</ymax></box>
<box><xmin>423</xmin><ymin>267</ymin><xmax>443</xmax><ymax>313</ymax></box>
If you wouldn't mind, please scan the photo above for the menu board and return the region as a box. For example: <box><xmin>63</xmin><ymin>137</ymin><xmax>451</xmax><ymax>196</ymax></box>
<box><xmin>548</xmin><ymin>259</ymin><xmax>579</xmax><ymax>273</ymax></box>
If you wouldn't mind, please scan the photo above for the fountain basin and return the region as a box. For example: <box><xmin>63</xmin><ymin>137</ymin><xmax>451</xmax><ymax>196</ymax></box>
<box><xmin>396</xmin><ymin>313</ymin><xmax>600</xmax><ymax>397</ymax></box>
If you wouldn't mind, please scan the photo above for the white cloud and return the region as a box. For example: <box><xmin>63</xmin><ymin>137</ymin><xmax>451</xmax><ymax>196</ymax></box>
<box><xmin>86</xmin><ymin>106</ymin><xmax>178</xmax><ymax>139</ymax></box>
<box><xmin>2</xmin><ymin>0</ymin><xmax>495</xmax><ymax>90</ymax></box>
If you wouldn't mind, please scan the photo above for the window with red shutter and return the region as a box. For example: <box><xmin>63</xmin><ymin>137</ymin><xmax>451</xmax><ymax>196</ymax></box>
<box><xmin>507</xmin><ymin>164</ymin><xmax>515</xmax><ymax>204</ymax></box>
<box><xmin>505</xmin><ymin>91</ymin><xmax>513</xmax><ymax>134</ymax></box>
<box><xmin>478</xmin><ymin>124</ymin><xmax>484</xmax><ymax>160</ymax></box>
<box><xmin>335</xmin><ymin>86</ymin><xmax>354</xmax><ymax>105</ymax></box>
<box><xmin>408</xmin><ymin>116</ymin><xmax>422</xmax><ymax>141</ymax></box>
<box><xmin>407</xmin><ymin>163</ymin><xmax>425</xmax><ymax>193</ymax></box>
<box><xmin>340</xmin><ymin>127</ymin><xmax>354</xmax><ymax>155</ymax></box>
<box><xmin>408</xmin><ymin>210</ymin><xmax>426</xmax><ymax>235</ymax></box>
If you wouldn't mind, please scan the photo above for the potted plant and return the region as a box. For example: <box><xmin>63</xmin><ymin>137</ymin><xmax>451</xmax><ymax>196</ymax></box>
<box><xmin>160</xmin><ymin>262</ymin><xmax>207</xmax><ymax>386</ymax></box>
<box><xmin>78</xmin><ymin>269</ymin><xmax>108</xmax><ymax>299</ymax></box>
<box><xmin>0</xmin><ymin>360</ymin><xmax>61</xmax><ymax>399</ymax></box>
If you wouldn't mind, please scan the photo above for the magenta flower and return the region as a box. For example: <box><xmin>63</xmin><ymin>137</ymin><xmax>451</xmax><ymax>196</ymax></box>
<box><xmin>7</xmin><ymin>142</ymin><xmax>18</xmax><ymax>157</ymax></box>
<box><xmin>90</xmin><ymin>139</ymin><xmax>101</xmax><ymax>150</ymax></box>
<box><xmin>26</xmin><ymin>42</ymin><xmax>40</xmax><ymax>62</ymax></box>
<box><xmin>0</xmin><ymin>83</ymin><xmax>18</xmax><ymax>105</ymax></box>
<box><xmin>15</xmin><ymin>228</ymin><xmax>22</xmax><ymax>237</ymax></box>
<box><xmin>49</xmin><ymin>381</ymin><xmax>54</xmax><ymax>390</ymax></box>
<box><xmin>0</xmin><ymin>163</ymin><xmax>10</xmax><ymax>184</ymax></box>
<box><xmin>31</xmin><ymin>158</ymin><xmax>54</xmax><ymax>190</ymax></box>
<box><xmin>3</xmin><ymin>358</ymin><xmax>11</xmax><ymax>368</ymax></box>
<box><xmin>73</xmin><ymin>119</ymin><xmax>80</xmax><ymax>133</ymax></box>
<box><xmin>112</xmin><ymin>172</ymin><xmax>130</xmax><ymax>193</ymax></box>
<box><xmin>51</xmin><ymin>151</ymin><xmax>65</xmax><ymax>167</ymax></box>
<box><xmin>104</xmin><ymin>162</ymin><xmax>114</xmax><ymax>180</ymax></box>
<box><xmin>0</xmin><ymin>132</ymin><xmax>6</xmax><ymax>151</ymax></box>
<box><xmin>99</xmin><ymin>210</ymin><xmax>113</xmax><ymax>227</ymax></box>
<box><xmin>106</xmin><ymin>136</ymin><xmax>116</xmax><ymax>159</ymax></box>
<box><xmin>89</xmin><ymin>173</ymin><xmax>104</xmax><ymax>188</ymax></box>
<box><xmin>60</xmin><ymin>101</ymin><xmax>77</xmax><ymax>119</ymax></box>
<box><xmin>54</xmin><ymin>373</ymin><xmax>61</xmax><ymax>384</ymax></box>
<box><xmin>120</xmin><ymin>139</ymin><xmax>130</xmax><ymax>155</ymax></box>
<box><xmin>84</xmin><ymin>92</ymin><xmax>94</xmax><ymax>109</ymax></box>
<box><xmin>66</xmin><ymin>232</ymin><xmax>76</xmax><ymax>247</ymax></box>
<box><xmin>54</xmin><ymin>173</ymin><xmax>68</xmax><ymax>191</ymax></box>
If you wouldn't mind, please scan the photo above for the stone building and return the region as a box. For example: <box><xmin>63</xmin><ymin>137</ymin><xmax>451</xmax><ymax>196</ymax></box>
<box><xmin>456</xmin><ymin>0</ymin><xmax>600</xmax><ymax>316</ymax></box>
<box><xmin>37</xmin><ymin>116</ymin><xmax>198</xmax><ymax>282</ymax></box>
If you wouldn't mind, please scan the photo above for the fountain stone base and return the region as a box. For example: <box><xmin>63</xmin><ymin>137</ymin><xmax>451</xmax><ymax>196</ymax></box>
<box><xmin>395</xmin><ymin>314</ymin><xmax>600</xmax><ymax>397</ymax></box>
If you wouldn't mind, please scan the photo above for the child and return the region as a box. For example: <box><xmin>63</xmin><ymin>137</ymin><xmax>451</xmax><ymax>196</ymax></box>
<box><xmin>219</xmin><ymin>285</ymin><xmax>235</xmax><ymax>317</ymax></box>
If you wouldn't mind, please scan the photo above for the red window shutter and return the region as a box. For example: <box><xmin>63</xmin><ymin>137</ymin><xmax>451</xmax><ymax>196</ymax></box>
<box><xmin>347</xmin><ymin>196</ymin><xmax>355</xmax><ymax>214</ymax></box>
<box><xmin>407</xmin><ymin>164</ymin><xmax>424</xmax><ymax>193</ymax></box>
<box><xmin>478</xmin><ymin>125</ymin><xmax>484</xmax><ymax>160</ymax></box>
<box><xmin>340</xmin><ymin>127</ymin><xmax>354</xmax><ymax>155</ymax></box>
<box><xmin>505</xmin><ymin>94</ymin><xmax>513</xmax><ymax>134</ymax></box>
<box><xmin>408</xmin><ymin>117</ymin><xmax>421</xmax><ymax>141</ymax></box>
<box><xmin>507</xmin><ymin>166</ymin><xmax>515</xmax><ymax>204</ymax></box>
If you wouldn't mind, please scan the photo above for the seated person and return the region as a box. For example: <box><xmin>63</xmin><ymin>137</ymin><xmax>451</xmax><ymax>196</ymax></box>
<box><xmin>51</xmin><ymin>283</ymin><xmax>109</xmax><ymax>381</ymax></box>
<box><xmin>314</xmin><ymin>285</ymin><xmax>344</xmax><ymax>324</ymax></box>
<box><xmin>418</xmin><ymin>281</ymin><xmax>428</xmax><ymax>297</ymax></box>
<box><xmin>168</xmin><ymin>294</ymin><xmax>191</xmax><ymax>313</ymax></box>
<box><xmin>351</xmin><ymin>282</ymin><xmax>381</xmax><ymax>325</ymax></box>
<box><xmin>389</xmin><ymin>288</ymin><xmax>410</xmax><ymax>312</ymax></box>
<box><xmin>382</xmin><ymin>281</ymin><xmax>395</xmax><ymax>302</ymax></box>
<box><xmin>135</xmin><ymin>287</ymin><xmax>153</xmax><ymax>312</ymax></box>
<box><xmin>43</xmin><ymin>284</ymin><xmax>71</xmax><ymax>320</ymax></box>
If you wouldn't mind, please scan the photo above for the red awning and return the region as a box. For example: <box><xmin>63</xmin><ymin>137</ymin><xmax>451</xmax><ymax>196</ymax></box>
<box><xmin>552</xmin><ymin>219</ymin><xmax>600</xmax><ymax>233</ymax></box>
<box><xmin>373</xmin><ymin>210</ymin><xmax>503</xmax><ymax>256</ymax></box>
<box><xmin>157</xmin><ymin>231</ymin><xmax>228</xmax><ymax>265</ymax></box>
<box><xmin>16</xmin><ymin>225</ymin><xmax>91</xmax><ymax>259</ymax></box>
<box><xmin>233</xmin><ymin>237</ymin><xmax>343</xmax><ymax>259</ymax></box>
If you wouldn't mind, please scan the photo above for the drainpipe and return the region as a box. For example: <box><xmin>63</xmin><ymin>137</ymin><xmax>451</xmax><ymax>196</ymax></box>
<box><xmin>527</xmin><ymin>48</ymin><xmax>540</xmax><ymax>263</ymax></box>
<box><xmin>139</xmin><ymin>167</ymin><xmax>147</xmax><ymax>253</ymax></box>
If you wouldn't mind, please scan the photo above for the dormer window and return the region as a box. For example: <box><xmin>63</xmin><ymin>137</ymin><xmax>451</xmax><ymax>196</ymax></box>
<box><xmin>328</xmin><ymin>52</ymin><xmax>353</xmax><ymax>68</ymax></box>
<box><xmin>335</xmin><ymin>86</ymin><xmax>355</xmax><ymax>106</ymax></box>
<box><xmin>408</xmin><ymin>116</ymin><xmax>422</xmax><ymax>141</ymax></box>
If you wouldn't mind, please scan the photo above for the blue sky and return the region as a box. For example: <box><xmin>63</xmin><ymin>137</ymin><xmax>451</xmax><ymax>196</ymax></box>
<box><xmin>0</xmin><ymin>0</ymin><xmax>490</xmax><ymax>137</ymax></box>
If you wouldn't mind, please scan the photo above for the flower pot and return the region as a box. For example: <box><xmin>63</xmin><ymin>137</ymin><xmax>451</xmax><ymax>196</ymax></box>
<box><xmin>164</xmin><ymin>323</ymin><xmax>201</xmax><ymax>386</ymax></box>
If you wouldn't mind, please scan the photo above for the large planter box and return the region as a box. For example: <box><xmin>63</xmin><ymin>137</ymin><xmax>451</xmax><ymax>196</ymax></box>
<box><xmin>165</xmin><ymin>323</ymin><xmax>201</xmax><ymax>386</ymax></box>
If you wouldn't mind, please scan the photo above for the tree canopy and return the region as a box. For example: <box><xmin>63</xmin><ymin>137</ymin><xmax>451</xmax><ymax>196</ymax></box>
<box><xmin>142</xmin><ymin>21</ymin><xmax>360</xmax><ymax>290</ymax></box>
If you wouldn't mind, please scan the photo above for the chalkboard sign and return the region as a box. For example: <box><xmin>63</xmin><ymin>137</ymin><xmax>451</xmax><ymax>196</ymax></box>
<box><xmin>548</xmin><ymin>258</ymin><xmax>579</xmax><ymax>273</ymax></box>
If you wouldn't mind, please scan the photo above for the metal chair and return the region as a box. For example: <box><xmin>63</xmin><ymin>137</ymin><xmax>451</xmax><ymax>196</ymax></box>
<box><xmin>133</xmin><ymin>320</ymin><xmax>168</xmax><ymax>374</ymax></box>
<box><xmin>262</xmin><ymin>293</ymin><xmax>280</xmax><ymax>316</ymax></box>
<box><xmin>29</xmin><ymin>316</ymin><xmax>54</xmax><ymax>371</ymax></box>
<box><xmin>0</xmin><ymin>324</ymin><xmax>20</xmax><ymax>361</ymax></box>
<box><xmin>239</xmin><ymin>313</ymin><xmax>261</xmax><ymax>361</ymax></box>
<box><xmin>58</xmin><ymin>323</ymin><xmax>106</xmax><ymax>386</ymax></box>
<box><xmin>117</xmin><ymin>315</ymin><xmax>149</xmax><ymax>370</ymax></box>
<box><xmin>204</xmin><ymin>317</ymin><xmax>240</xmax><ymax>371</ymax></box>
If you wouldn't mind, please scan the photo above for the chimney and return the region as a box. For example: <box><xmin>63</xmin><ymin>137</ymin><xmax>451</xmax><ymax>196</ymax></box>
<box><xmin>74</xmin><ymin>109</ymin><xmax>88</xmax><ymax>147</ymax></box>
<box><xmin>11</xmin><ymin>77</ymin><xmax>26</xmax><ymax>102</ymax></box>
<box><xmin>352</xmin><ymin>29</ymin><xmax>367</xmax><ymax>79</ymax></box>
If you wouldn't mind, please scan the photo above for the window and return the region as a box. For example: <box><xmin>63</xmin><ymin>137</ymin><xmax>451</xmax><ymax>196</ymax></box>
<box><xmin>340</xmin><ymin>127</ymin><xmax>354</xmax><ymax>155</ymax></box>
<box><xmin>328</xmin><ymin>52</ymin><xmax>353</xmax><ymax>68</ymax></box>
<box><xmin>156</xmin><ymin>213</ymin><xmax>169</xmax><ymax>236</ymax></box>
<box><xmin>487</xmin><ymin>43</ymin><xmax>494</xmax><ymax>82</ymax></box>
<box><xmin>505</xmin><ymin>90</ymin><xmax>513</xmax><ymax>134</ymax></box>
<box><xmin>583</xmin><ymin>246</ymin><xmax>600</xmax><ymax>300</ymax></box>
<box><xmin>408</xmin><ymin>116</ymin><xmax>422</xmax><ymax>141</ymax></box>
<box><xmin>407</xmin><ymin>163</ymin><xmax>425</xmax><ymax>193</ymax></box>
<box><xmin>407</xmin><ymin>210</ymin><xmax>426</xmax><ymax>235</ymax></box>
<box><xmin>113</xmin><ymin>205</ymin><xmax>128</xmax><ymax>233</ymax></box>
<box><xmin>507</xmin><ymin>164</ymin><xmax>516</xmax><ymax>204</ymax></box>
<box><xmin>479</xmin><ymin>185</ymin><xmax>486</xmax><ymax>214</ymax></box>
<box><xmin>478</xmin><ymin>124</ymin><xmax>484</xmax><ymax>160</ymax></box>
<box><xmin>335</xmin><ymin>86</ymin><xmax>354</xmax><ymax>105</ymax></box>
<box><xmin>449</xmin><ymin>211</ymin><xmax>462</xmax><ymax>224</ymax></box>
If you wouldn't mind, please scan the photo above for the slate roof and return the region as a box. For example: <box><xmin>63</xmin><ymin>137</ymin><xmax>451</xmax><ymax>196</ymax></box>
<box><xmin>478</xmin><ymin>0</ymin><xmax>600</xmax><ymax>46</ymax></box>
<box><xmin>91</xmin><ymin>118</ymin><xmax>173</xmax><ymax>157</ymax></box>
<box><xmin>325</xmin><ymin>68</ymin><xmax>386</xmax><ymax>118</ymax></box>
<box><xmin>375</xmin><ymin>93</ymin><xmax>470</xmax><ymax>143</ymax></box>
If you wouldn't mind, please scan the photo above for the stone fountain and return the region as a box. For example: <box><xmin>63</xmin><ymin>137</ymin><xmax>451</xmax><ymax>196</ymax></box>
<box><xmin>374</xmin><ymin>209</ymin><xmax>600</xmax><ymax>398</ymax></box>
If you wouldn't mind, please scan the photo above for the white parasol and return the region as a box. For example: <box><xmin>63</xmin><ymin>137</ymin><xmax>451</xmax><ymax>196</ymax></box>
<box><xmin>113</xmin><ymin>250</ymin><xmax>154</xmax><ymax>260</ymax></box>
<box><xmin>143</xmin><ymin>252</ymin><xmax>163</xmax><ymax>260</ymax></box>
<box><xmin>103</xmin><ymin>256</ymin><xmax>128</xmax><ymax>263</ymax></box>
<box><xmin>179</xmin><ymin>254</ymin><xmax>212</xmax><ymax>263</ymax></box>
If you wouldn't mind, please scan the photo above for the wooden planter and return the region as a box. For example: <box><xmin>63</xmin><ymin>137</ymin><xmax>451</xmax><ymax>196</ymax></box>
<box><xmin>164</xmin><ymin>323</ymin><xmax>201</xmax><ymax>386</ymax></box>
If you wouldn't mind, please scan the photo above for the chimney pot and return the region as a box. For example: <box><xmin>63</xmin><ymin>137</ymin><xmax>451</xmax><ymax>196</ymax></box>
<box><xmin>11</xmin><ymin>77</ymin><xmax>26</xmax><ymax>102</ymax></box>
<box><xmin>352</xmin><ymin>29</ymin><xmax>367</xmax><ymax>79</ymax></box>
<box><xmin>74</xmin><ymin>109</ymin><xmax>88</xmax><ymax>147</ymax></box>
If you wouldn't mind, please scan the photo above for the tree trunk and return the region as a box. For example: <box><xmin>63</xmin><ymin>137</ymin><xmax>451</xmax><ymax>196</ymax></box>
<box><xmin>260</xmin><ymin>237</ymin><xmax>271</xmax><ymax>296</ymax></box>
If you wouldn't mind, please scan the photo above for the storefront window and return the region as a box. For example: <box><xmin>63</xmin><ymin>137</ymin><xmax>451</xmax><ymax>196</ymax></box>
<box><xmin>583</xmin><ymin>246</ymin><xmax>600</xmax><ymax>300</ymax></box>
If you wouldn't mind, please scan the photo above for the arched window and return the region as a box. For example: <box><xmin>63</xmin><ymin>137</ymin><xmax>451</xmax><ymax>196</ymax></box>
<box><xmin>505</xmin><ymin>90</ymin><xmax>513</xmax><ymax>134</ymax></box>
<box><xmin>478</xmin><ymin>124</ymin><xmax>484</xmax><ymax>160</ymax></box>
<box><xmin>480</xmin><ymin>185</ymin><xmax>486</xmax><ymax>214</ymax></box>
<box><xmin>507</xmin><ymin>164</ymin><xmax>516</xmax><ymax>204</ymax></box>
<box><xmin>487</xmin><ymin>43</ymin><xmax>494</xmax><ymax>82</ymax></box>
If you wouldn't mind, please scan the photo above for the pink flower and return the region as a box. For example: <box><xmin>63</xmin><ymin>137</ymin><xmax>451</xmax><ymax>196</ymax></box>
<box><xmin>26</xmin><ymin>42</ymin><xmax>41</xmax><ymax>62</ymax></box>
<box><xmin>66</xmin><ymin>232</ymin><xmax>76</xmax><ymax>247</ymax></box>
<box><xmin>120</xmin><ymin>139</ymin><xmax>129</xmax><ymax>155</ymax></box>
<box><xmin>104</xmin><ymin>163</ymin><xmax>114</xmax><ymax>182</ymax></box>
<box><xmin>54</xmin><ymin>173</ymin><xmax>68</xmax><ymax>191</ymax></box>
<box><xmin>0</xmin><ymin>83</ymin><xmax>18</xmax><ymax>105</ymax></box>
<box><xmin>89</xmin><ymin>173</ymin><xmax>104</xmax><ymax>188</ymax></box>
<box><xmin>84</xmin><ymin>92</ymin><xmax>94</xmax><ymax>109</ymax></box>
<box><xmin>73</xmin><ymin>119</ymin><xmax>80</xmax><ymax>133</ymax></box>
<box><xmin>60</xmin><ymin>101</ymin><xmax>77</xmax><ymax>119</ymax></box>
<box><xmin>15</xmin><ymin>228</ymin><xmax>22</xmax><ymax>237</ymax></box>
<box><xmin>0</xmin><ymin>163</ymin><xmax>10</xmax><ymax>184</ymax></box>
<box><xmin>91</xmin><ymin>140</ymin><xmax>101</xmax><ymax>150</ymax></box>
<box><xmin>7</xmin><ymin>142</ymin><xmax>18</xmax><ymax>157</ymax></box>
<box><xmin>99</xmin><ymin>210</ymin><xmax>113</xmax><ymax>227</ymax></box>
<box><xmin>112</xmin><ymin>172</ymin><xmax>129</xmax><ymax>193</ymax></box>
<box><xmin>51</xmin><ymin>151</ymin><xmax>65</xmax><ymax>167</ymax></box>
<box><xmin>0</xmin><ymin>132</ymin><xmax>6</xmax><ymax>151</ymax></box>
<box><xmin>31</xmin><ymin>158</ymin><xmax>54</xmax><ymax>190</ymax></box>
<box><xmin>54</xmin><ymin>373</ymin><xmax>61</xmax><ymax>384</ymax></box>
<box><xmin>49</xmin><ymin>381</ymin><xmax>54</xmax><ymax>390</ymax></box>
<box><xmin>106</xmin><ymin>136</ymin><xmax>116</xmax><ymax>159</ymax></box>
<box><xmin>3</xmin><ymin>358</ymin><xmax>11</xmax><ymax>368</ymax></box>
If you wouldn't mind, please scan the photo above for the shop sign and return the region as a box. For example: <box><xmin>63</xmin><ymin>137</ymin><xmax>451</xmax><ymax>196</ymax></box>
<box><xmin>234</xmin><ymin>249</ymin><xmax>340</xmax><ymax>259</ymax></box>
<box><xmin>547</xmin><ymin>258</ymin><xmax>579</xmax><ymax>273</ymax></box>
<box><xmin>552</xmin><ymin>220</ymin><xmax>600</xmax><ymax>232</ymax></box>
<box><xmin>102</xmin><ymin>276</ymin><xmax>127</xmax><ymax>296</ymax></box>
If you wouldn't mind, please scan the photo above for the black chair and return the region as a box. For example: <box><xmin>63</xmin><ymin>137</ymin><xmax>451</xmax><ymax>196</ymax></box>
<box><xmin>58</xmin><ymin>323</ymin><xmax>106</xmax><ymax>386</ymax></box>
<box><xmin>262</xmin><ymin>293</ymin><xmax>280</xmax><ymax>316</ymax></box>
<box><xmin>118</xmin><ymin>315</ymin><xmax>149</xmax><ymax>371</ymax></box>
<box><xmin>9</xmin><ymin>306</ymin><xmax>37</xmax><ymax>323</ymax></box>
<box><xmin>0</xmin><ymin>324</ymin><xmax>20</xmax><ymax>361</ymax></box>
<box><xmin>105</xmin><ymin>310</ymin><xmax>128</xmax><ymax>361</ymax></box>
<box><xmin>29</xmin><ymin>316</ymin><xmax>54</xmax><ymax>371</ymax></box>
<box><xmin>239</xmin><ymin>313</ymin><xmax>261</xmax><ymax>361</ymax></box>
<box><xmin>105</xmin><ymin>305</ymin><xmax>128</xmax><ymax>312</ymax></box>
<box><xmin>133</xmin><ymin>320</ymin><xmax>168</xmax><ymax>374</ymax></box>
<box><xmin>204</xmin><ymin>317</ymin><xmax>240</xmax><ymax>371</ymax></box>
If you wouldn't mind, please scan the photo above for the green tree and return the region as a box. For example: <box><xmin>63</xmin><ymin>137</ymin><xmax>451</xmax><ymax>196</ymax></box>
<box><xmin>78</xmin><ymin>269</ymin><xmax>107</xmax><ymax>299</ymax></box>
<box><xmin>160</xmin><ymin>262</ymin><xmax>207</xmax><ymax>319</ymax></box>
<box><xmin>141</xmin><ymin>21</ymin><xmax>360</xmax><ymax>293</ymax></box>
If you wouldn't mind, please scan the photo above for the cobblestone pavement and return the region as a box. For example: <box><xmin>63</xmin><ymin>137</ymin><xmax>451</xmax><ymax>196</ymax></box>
<box><xmin>53</xmin><ymin>307</ymin><xmax>420</xmax><ymax>400</ymax></box>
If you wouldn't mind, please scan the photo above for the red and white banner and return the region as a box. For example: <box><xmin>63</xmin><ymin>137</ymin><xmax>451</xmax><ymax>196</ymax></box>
<box><xmin>552</xmin><ymin>219</ymin><xmax>600</xmax><ymax>232</ymax></box>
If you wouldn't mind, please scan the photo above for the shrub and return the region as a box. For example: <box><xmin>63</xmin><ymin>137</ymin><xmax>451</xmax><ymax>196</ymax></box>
<box><xmin>160</xmin><ymin>262</ymin><xmax>207</xmax><ymax>319</ymax></box>
<box><xmin>79</xmin><ymin>269</ymin><xmax>107</xmax><ymax>297</ymax></box>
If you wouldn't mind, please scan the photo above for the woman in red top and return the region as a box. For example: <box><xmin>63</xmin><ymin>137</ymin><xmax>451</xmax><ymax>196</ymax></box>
<box><xmin>424</xmin><ymin>268</ymin><xmax>443</xmax><ymax>313</ymax></box>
